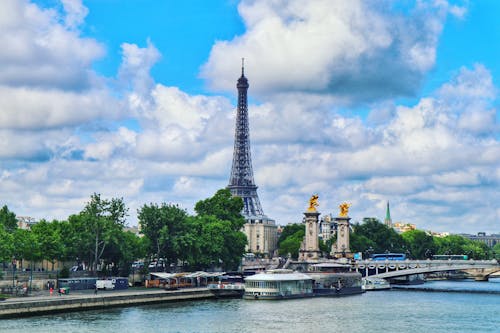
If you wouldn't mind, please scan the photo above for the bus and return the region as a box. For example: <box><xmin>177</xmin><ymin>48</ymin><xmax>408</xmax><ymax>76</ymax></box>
<box><xmin>432</xmin><ymin>255</ymin><xmax>468</xmax><ymax>260</ymax></box>
<box><xmin>371</xmin><ymin>253</ymin><xmax>406</xmax><ymax>261</ymax></box>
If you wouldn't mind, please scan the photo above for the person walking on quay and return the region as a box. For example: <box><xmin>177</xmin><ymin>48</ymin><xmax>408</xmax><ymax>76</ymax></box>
<box><xmin>94</xmin><ymin>284</ymin><xmax>98</xmax><ymax>295</ymax></box>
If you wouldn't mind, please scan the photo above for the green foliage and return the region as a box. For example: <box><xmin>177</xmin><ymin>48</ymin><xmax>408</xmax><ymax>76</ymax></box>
<box><xmin>138</xmin><ymin>202</ymin><xmax>189</xmax><ymax>265</ymax></box>
<box><xmin>13</xmin><ymin>228</ymin><xmax>42</xmax><ymax>262</ymax></box>
<box><xmin>69</xmin><ymin>193</ymin><xmax>129</xmax><ymax>271</ymax></box>
<box><xmin>30</xmin><ymin>219</ymin><xmax>63</xmax><ymax>266</ymax></box>
<box><xmin>190</xmin><ymin>190</ymin><xmax>247</xmax><ymax>271</ymax></box>
<box><xmin>351</xmin><ymin>218</ymin><xmax>405</xmax><ymax>254</ymax></box>
<box><xmin>349</xmin><ymin>233</ymin><xmax>376</xmax><ymax>254</ymax></box>
<box><xmin>0</xmin><ymin>224</ymin><xmax>13</xmax><ymax>262</ymax></box>
<box><xmin>138</xmin><ymin>189</ymin><xmax>247</xmax><ymax>271</ymax></box>
<box><xmin>0</xmin><ymin>205</ymin><xmax>17</xmax><ymax>233</ymax></box>
<box><xmin>430</xmin><ymin>235</ymin><xmax>480</xmax><ymax>258</ymax></box>
<box><xmin>433</xmin><ymin>235</ymin><xmax>491</xmax><ymax>259</ymax></box>
<box><xmin>493</xmin><ymin>243</ymin><xmax>500</xmax><ymax>260</ymax></box>
<box><xmin>278</xmin><ymin>227</ymin><xmax>305</xmax><ymax>259</ymax></box>
<box><xmin>194</xmin><ymin>189</ymin><xmax>245</xmax><ymax>230</ymax></box>
<box><xmin>401</xmin><ymin>230</ymin><xmax>435</xmax><ymax>259</ymax></box>
<box><xmin>278</xmin><ymin>223</ymin><xmax>304</xmax><ymax>246</ymax></box>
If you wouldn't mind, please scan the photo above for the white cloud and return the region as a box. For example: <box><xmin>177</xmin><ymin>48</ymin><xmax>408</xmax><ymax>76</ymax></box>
<box><xmin>61</xmin><ymin>0</ymin><xmax>88</xmax><ymax>30</ymax></box>
<box><xmin>0</xmin><ymin>0</ymin><xmax>104</xmax><ymax>90</ymax></box>
<box><xmin>0</xmin><ymin>86</ymin><xmax>123</xmax><ymax>130</ymax></box>
<box><xmin>135</xmin><ymin>85</ymin><xmax>233</xmax><ymax>160</ymax></box>
<box><xmin>201</xmin><ymin>0</ymin><xmax>454</xmax><ymax>103</ymax></box>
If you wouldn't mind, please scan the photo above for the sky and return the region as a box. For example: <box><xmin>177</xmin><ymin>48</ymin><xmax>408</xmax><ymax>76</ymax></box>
<box><xmin>0</xmin><ymin>0</ymin><xmax>499</xmax><ymax>234</ymax></box>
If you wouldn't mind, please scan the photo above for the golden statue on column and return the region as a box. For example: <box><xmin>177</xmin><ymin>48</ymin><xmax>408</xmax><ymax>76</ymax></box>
<box><xmin>307</xmin><ymin>194</ymin><xmax>319</xmax><ymax>212</ymax></box>
<box><xmin>339</xmin><ymin>202</ymin><xmax>351</xmax><ymax>217</ymax></box>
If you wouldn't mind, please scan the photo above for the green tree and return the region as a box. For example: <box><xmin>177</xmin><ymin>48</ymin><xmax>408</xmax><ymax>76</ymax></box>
<box><xmin>0</xmin><ymin>224</ymin><xmax>13</xmax><ymax>262</ymax></box>
<box><xmin>350</xmin><ymin>233</ymin><xmax>376</xmax><ymax>255</ymax></box>
<box><xmin>69</xmin><ymin>193</ymin><xmax>128</xmax><ymax>271</ymax></box>
<box><xmin>433</xmin><ymin>235</ymin><xmax>469</xmax><ymax>256</ymax></box>
<box><xmin>138</xmin><ymin>202</ymin><xmax>189</xmax><ymax>267</ymax></box>
<box><xmin>401</xmin><ymin>230</ymin><xmax>435</xmax><ymax>259</ymax></box>
<box><xmin>194</xmin><ymin>189</ymin><xmax>245</xmax><ymax>230</ymax></box>
<box><xmin>192</xmin><ymin>189</ymin><xmax>247</xmax><ymax>270</ymax></box>
<box><xmin>278</xmin><ymin>227</ymin><xmax>305</xmax><ymax>259</ymax></box>
<box><xmin>101</xmin><ymin>230</ymin><xmax>146</xmax><ymax>276</ymax></box>
<box><xmin>493</xmin><ymin>243</ymin><xmax>500</xmax><ymax>260</ymax></box>
<box><xmin>351</xmin><ymin>218</ymin><xmax>404</xmax><ymax>254</ymax></box>
<box><xmin>30</xmin><ymin>219</ymin><xmax>63</xmax><ymax>270</ymax></box>
<box><xmin>278</xmin><ymin>223</ymin><xmax>304</xmax><ymax>247</ymax></box>
<box><xmin>12</xmin><ymin>229</ymin><xmax>42</xmax><ymax>270</ymax></box>
<box><xmin>0</xmin><ymin>205</ymin><xmax>17</xmax><ymax>233</ymax></box>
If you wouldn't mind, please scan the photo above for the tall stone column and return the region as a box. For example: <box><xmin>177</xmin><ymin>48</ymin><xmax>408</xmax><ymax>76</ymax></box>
<box><xmin>332</xmin><ymin>217</ymin><xmax>351</xmax><ymax>258</ymax></box>
<box><xmin>299</xmin><ymin>211</ymin><xmax>321</xmax><ymax>260</ymax></box>
<box><xmin>331</xmin><ymin>202</ymin><xmax>352</xmax><ymax>258</ymax></box>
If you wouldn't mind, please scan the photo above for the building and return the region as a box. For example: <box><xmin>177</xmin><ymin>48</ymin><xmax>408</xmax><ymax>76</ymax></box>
<box><xmin>460</xmin><ymin>232</ymin><xmax>500</xmax><ymax>248</ymax></box>
<box><xmin>244</xmin><ymin>220</ymin><xmax>277</xmax><ymax>255</ymax></box>
<box><xmin>392</xmin><ymin>222</ymin><xmax>416</xmax><ymax>233</ymax></box>
<box><xmin>17</xmin><ymin>216</ymin><xmax>38</xmax><ymax>230</ymax></box>
<box><xmin>319</xmin><ymin>214</ymin><xmax>335</xmax><ymax>241</ymax></box>
<box><xmin>227</xmin><ymin>60</ymin><xmax>277</xmax><ymax>256</ymax></box>
<box><xmin>429</xmin><ymin>231</ymin><xmax>450</xmax><ymax>238</ymax></box>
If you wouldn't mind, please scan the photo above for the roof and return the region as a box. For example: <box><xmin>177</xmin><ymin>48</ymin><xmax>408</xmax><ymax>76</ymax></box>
<box><xmin>311</xmin><ymin>263</ymin><xmax>350</xmax><ymax>268</ymax></box>
<box><xmin>245</xmin><ymin>270</ymin><xmax>312</xmax><ymax>282</ymax></box>
<box><xmin>150</xmin><ymin>272</ymin><xmax>225</xmax><ymax>279</ymax></box>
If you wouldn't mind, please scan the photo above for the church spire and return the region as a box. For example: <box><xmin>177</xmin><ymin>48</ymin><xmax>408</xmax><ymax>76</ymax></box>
<box><xmin>384</xmin><ymin>201</ymin><xmax>392</xmax><ymax>227</ymax></box>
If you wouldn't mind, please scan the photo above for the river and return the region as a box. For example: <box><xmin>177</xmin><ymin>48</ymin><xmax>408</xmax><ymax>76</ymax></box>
<box><xmin>1</xmin><ymin>279</ymin><xmax>499</xmax><ymax>333</ymax></box>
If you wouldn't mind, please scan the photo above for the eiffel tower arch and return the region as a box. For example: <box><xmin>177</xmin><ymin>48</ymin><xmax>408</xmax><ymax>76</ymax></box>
<box><xmin>227</xmin><ymin>60</ymin><xmax>277</xmax><ymax>257</ymax></box>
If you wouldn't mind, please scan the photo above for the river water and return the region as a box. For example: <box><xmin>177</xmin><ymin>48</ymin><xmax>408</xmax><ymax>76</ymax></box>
<box><xmin>1</xmin><ymin>279</ymin><xmax>499</xmax><ymax>333</ymax></box>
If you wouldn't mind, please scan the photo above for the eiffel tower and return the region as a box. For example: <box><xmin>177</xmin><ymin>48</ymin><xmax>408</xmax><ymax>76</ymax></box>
<box><xmin>228</xmin><ymin>59</ymin><xmax>267</xmax><ymax>220</ymax></box>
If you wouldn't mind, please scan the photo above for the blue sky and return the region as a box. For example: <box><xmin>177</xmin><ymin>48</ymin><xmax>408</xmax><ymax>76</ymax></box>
<box><xmin>1</xmin><ymin>0</ymin><xmax>499</xmax><ymax>234</ymax></box>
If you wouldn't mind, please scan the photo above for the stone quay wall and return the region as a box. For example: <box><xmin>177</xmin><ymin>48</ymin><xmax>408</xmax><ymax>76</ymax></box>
<box><xmin>0</xmin><ymin>288</ymin><xmax>214</xmax><ymax>319</ymax></box>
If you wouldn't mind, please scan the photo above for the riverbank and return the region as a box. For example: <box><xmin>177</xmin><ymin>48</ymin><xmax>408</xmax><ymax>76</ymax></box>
<box><xmin>0</xmin><ymin>287</ymin><xmax>215</xmax><ymax>319</ymax></box>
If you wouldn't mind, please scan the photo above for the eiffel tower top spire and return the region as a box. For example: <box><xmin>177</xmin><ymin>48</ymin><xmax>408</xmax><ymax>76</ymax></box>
<box><xmin>228</xmin><ymin>62</ymin><xmax>265</xmax><ymax>219</ymax></box>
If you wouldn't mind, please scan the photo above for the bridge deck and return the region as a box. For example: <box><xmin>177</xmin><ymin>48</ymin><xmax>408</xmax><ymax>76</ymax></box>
<box><xmin>353</xmin><ymin>259</ymin><xmax>499</xmax><ymax>279</ymax></box>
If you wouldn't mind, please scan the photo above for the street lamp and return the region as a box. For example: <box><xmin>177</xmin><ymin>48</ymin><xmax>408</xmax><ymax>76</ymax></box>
<box><xmin>11</xmin><ymin>257</ymin><xmax>16</xmax><ymax>290</ymax></box>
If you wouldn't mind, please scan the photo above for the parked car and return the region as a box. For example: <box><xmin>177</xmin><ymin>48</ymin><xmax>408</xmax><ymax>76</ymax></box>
<box><xmin>131</xmin><ymin>261</ymin><xmax>144</xmax><ymax>269</ymax></box>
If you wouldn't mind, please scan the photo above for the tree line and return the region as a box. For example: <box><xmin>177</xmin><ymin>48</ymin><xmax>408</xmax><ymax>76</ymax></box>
<box><xmin>278</xmin><ymin>217</ymin><xmax>500</xmax><ymax>260</ymax></box>
<box><xmin>0</xmin><ymin>189</ymin><xmax>247</xmax><ymax>276</ymax></box>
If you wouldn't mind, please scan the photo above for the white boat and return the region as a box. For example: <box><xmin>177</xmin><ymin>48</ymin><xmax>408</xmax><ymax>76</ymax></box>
<box><xmin>244</xmin><ymin>269</ymin><xmax>314</xmax><ymax>300</ymax></box>
<box><xmin>361</xmin><ymin>277</ymin><xmax>391</xmax><ymax>291</ymax></box>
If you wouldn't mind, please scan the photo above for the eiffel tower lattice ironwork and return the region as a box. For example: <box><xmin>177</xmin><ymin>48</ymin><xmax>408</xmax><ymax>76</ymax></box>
<box><xmin>228</xmin><ymin>59</ymin><xmax>266</xmax><ymax>219</ymax></box>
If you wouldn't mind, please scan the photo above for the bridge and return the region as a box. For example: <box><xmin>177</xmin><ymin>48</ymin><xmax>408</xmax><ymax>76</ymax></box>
<box><xmin>353</xmin><ymin>259</ymin><xmax>500</xmax><ymax>281</ymax></box>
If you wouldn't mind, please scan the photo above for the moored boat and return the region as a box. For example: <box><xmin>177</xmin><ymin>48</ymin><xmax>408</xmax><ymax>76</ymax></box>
<box><xmin>208</xmin><ymin>282</ymin><xmax>245</xmax><ymax>298</ymax></box>
<box><xmin>361</xmin><ymin>277</ymin><xmax>391</xmax><ymax>291</ymax></box>
<box><xmin>244</xmin><ymin>269</ymin><xmax>313</xmax><ymax>300</ymax></box>
<box><xmin>208</xmin><ymin>274</ymin><xmax>245</xmax><ymax>298</ymax></box>
<box><xmin>307</xmin><ymin>263</ymin><xmax>364</xmax><ymax>297</ymax></box>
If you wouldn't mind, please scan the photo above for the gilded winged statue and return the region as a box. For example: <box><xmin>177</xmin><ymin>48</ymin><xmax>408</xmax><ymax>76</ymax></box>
<box><xmin>339</xmin><ymin>202</ymin><xmax>351</xmax><ymax>217</ymax></box>
<box><xmin>307</xmin><ymin>194</ymin><xmax>319</xmax><ymax>212</ymax></box>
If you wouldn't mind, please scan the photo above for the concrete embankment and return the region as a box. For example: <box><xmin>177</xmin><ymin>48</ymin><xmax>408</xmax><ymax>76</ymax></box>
<box><xmin>0</xmin><ymin>288</ymin><xmax>215</xmax><ymax>319</ymax></box>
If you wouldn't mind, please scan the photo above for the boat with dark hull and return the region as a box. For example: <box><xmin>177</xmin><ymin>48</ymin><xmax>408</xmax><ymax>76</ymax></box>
<box><xmin>208</xmin><ymin>275</ymin><xmax>245</xmax><ymax>298</ymax></box>
<box><xmin>307</xmin><ymin>263</ymin><xmax>364</xmax><ymax>297</ymax></box>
